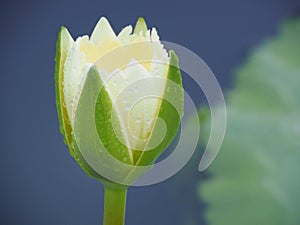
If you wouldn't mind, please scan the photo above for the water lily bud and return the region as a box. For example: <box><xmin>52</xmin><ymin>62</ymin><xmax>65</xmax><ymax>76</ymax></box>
<box><xmin>55</xmin><ymin>17</ymin><xmax>183</xmax><ymax>186</ymax></box>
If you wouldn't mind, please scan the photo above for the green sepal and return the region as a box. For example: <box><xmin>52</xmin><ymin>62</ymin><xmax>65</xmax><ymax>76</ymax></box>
<box><xmin>72</xmin><ymin>66</ymin><xmax>133</xmax><ymax>186</ymax></box>
<box><xmin>55</xmin><ymin>27</ymin><xmax>104</xmax><ymax>179</ymax></box>
<box><xmin>94</xmin><ymin>68</ymin><xmax>133</xmax><ymax>165</ymax></box>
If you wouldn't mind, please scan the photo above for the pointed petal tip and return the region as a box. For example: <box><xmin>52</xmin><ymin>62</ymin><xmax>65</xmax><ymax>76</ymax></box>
<box><xmin>60</xmin><ymin>25</ymin><xmax>69</xmax><ymax>34</ymax></box>
<box><xmin>89</xmin><ymin>64</ymin><xmax>99</xmax><ymax>74</ymax></box>
<box><xmin>117</xmin><ymin>25</ymin><xmax>133</xmax><ymax>44</ymax></box>
<box><xmin>118</xmin><ymin>25</ymin><xmax>133</xmax><ymax>36</ymax></box>
<box><xmin>137</xmin><ymin>16</ymin><xmax>146</xmax><ymax>23</ymax></box>
<box><xmin>169</xmin><ymin>50</ymin><xmax>178</xmax><ymax>61</ymax></box>
<box><xmin>59</xmin><ymin>26</ymin><xmax>74</xmax><ymax>41</ymax></box>
<box><xmin>60</xmin><ymin>25</ymin><xmax>66</xmax><ymax>31</ymax></box>
<box><xmin>134</xmin><ymin>16</ymin><xmax>148</xmax><ymax>35</ymax></box>
<box><xmin>98</xmin><ymin>16</ymin><xmax>113</xmax><ymax>29</ymax></box>
<box><xmin>98</xmin><ymin>16</ymin><xmax>109</xmax><ymax>23</ymax></box>
<box><xmin>91</xmin><ymin>16</ymin><xmax>116</xmax><ymax>44</ymax></box>
<box><xmin>128</xmin><ymin>58</ymin><xmax>139</xmax><ymax>64</ymax></box>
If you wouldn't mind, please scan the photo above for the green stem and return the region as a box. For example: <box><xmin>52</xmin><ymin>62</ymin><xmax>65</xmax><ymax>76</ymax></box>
<box><xmin>103</xmin><ymin>186</ymin><xmax>127</xmax><ymax>225</ymax></box>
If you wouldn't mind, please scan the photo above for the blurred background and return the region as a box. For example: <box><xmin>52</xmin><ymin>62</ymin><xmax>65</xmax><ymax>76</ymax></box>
<box><xmin>1</xmin><ymin>0</ymin><xmax>300</xmax><ymax>224</ymax></box>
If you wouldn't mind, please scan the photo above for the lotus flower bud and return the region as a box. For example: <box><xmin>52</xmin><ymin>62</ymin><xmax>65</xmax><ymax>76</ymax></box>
<box><xmin>55</xmin><ymin>17</ymin><xmax>183</xmax><ymax>186</ymax></box>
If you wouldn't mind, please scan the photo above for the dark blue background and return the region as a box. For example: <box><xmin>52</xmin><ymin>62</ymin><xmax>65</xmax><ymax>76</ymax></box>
<box><xmin>1</xmin><ymin>0</ymin><xmax>300</xmax><ymax>224</ymax></box>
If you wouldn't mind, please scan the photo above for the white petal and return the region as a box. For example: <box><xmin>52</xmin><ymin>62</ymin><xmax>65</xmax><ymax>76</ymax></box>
<box><xmin>151</xmin><ymin>28</ymin><xmax>160</xmax><ymax>41</ymax></box>
<box><xmin>76</xmin><ymin>35</ymin><xmax>89</xmax><ymax>43</ymax></box>
<box><xmin>63</xmin><ymin>42</ymin><xmax>87</xmax><ymax>125</ymax></box>
<box><xmin>117</xmin><ymin>25</ymin><xmax>132</xmax><ymax>44</ymax></box>
<box><xmin>123</xmin><ymin>60</ymin><xmax>160</xmax><ymax>149</ymax></box>
<box><xmin>104</xmin><ymin>68</ymin><xmax>126</xmax><ymax>99</ymax></box>
<box><xmin>150</xmin><ymin>28</ymin><xmax>168</xmax><ymax>62</ymax></box>
<box><xmin>124</xmin><ymin>59</ymin><xmax>150</xmax><ymax>79</ymax></box>
<box><xmin>60</xmin><ymin>27</ymin><xmax>74</xmax><ymax>47</ymax></box>
<box><xmin>145</xmin><ymin>30</ymin><xmax>151</xmax><ymax>40</ymax></box>
<box><xmin>90</xmin><ymin>17</ymin><xmax>116</xmax><ymax>44</ymax></box>
<box><xmin>70</xmin><ymin>64</ymin><xmax>92</xmax><ymax>126</ymax></box>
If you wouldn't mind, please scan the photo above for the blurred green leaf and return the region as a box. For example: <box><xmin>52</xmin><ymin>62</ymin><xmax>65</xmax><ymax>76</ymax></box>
<box><xmin>199</xmin><ymin>18</ymin><xmax>300</xmax><ymax>225</ymax></box>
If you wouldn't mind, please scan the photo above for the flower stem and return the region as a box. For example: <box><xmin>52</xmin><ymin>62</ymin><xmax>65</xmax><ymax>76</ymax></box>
<box><xmin>103</xmin><ymin>186</ymin><xmax>127</xmax><ymax>225</ymax></box>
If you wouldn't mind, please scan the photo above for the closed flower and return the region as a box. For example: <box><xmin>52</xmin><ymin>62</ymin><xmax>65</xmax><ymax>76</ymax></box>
<box><xmin>55</xmin><ymin>17</ymin><xmax>183</xmax><ymax>186</ymax></box>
